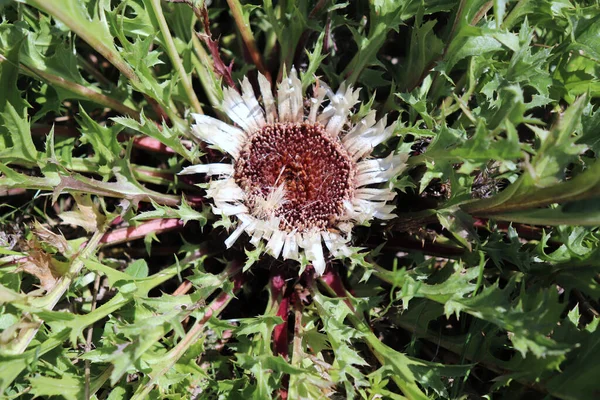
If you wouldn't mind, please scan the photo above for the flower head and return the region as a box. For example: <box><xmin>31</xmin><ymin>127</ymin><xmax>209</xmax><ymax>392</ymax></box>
<box><xmin>181</xmin><ymin>70</ymin><xmax>408</xmax><ymax>274</ymax></box>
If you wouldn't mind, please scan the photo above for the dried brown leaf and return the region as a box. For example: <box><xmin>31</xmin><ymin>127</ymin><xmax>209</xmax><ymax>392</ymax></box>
<box><xmin>17</xmin><ymin>248</ymin><xmax>61</xmax><ymax>292</ymax></box>
<box><xmin>58</xmin><ymin>194</ymin><xmax>104</xmax><ymax>233</ymax></box>
<box><xmin>198</xmin><ymin>4</ymin><xmax>236</xmax><ymax>88</ymax></box>
<box><xmin>33</xmin><ymin>221</ymin><xmax>70</xmax><ymax>255</ymax></box>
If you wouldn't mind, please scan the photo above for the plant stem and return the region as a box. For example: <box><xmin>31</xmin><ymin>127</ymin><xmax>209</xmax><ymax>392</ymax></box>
<box><xmin>226</xmin><ymin>0</ymin><xmax>271</xmax><ymax>81</ymax></box>
<box><xmin>287</xmin><ymin>290</ymin><xmax>305</xmax><ymax>400</ymax></box>
<box><xmin>84</xmin><ymin>273</ymin><xmax>101</xmax><ymax>400</ymax></box>
<box><xmin>290</xmin><ymin>291</ymin><xmax>304</xmax><ymax>367</ymax></box>
<box><xmin>100</xmin><ymin>218</ymin><xmax>183</xmax><ymax>246</ymax></box>
<box><xmin>0</xmin><ymin>250</ymin><xmax>207</xmax><ymax>391</ymax></box>
<box><xmin>89</xmin><ymin>366</ymin><xmax>113</xmax><ymax>398</ymax></box>
<box><xmin>462</xmin><ymin>158</ymin><xmax>600</xmax><ymax>216</ymax></box>
<box><xmin>148</xmin><ymin>0</ymin><xmax>203</xmax><ymax>114</ymax></box>
<box><xmin>77</xmin><ymin>55</ymin><xmax>114</xmax><ymax>88</ymax></box>
<box><xmin>268</xmin><ymin>272</ymin><xmax>289</xmax><ymax>358</ymax></box>
<box><xmin>313</xmin><ymin>279</ymin><xmax>429</xmax><ymax>400</ymax></box>
<box><xmin>25</xmin><ymin>0</ymin><xmax>138</xmax><ymax>83</ymax></box>
<box><xmin>0</xmin><ymin>54</ymin><xmax>141</xmax><ymax>118</ymax></box>
<box><xmin>25</xmin><ymin>0</ymin><xmax>177</xmax><ymax>123</ymax></box>
<box><xmin>191</xmin><ymin>34</ymin><xmax>223</xmax><ymax>110</ymax></box>
<box><xmin>131</xmin><ymin>265</ymin><xmax>243</xmax><ymax>399</ymax></box>
<box><xmin>501</xmin><ymin>0</ymin><xmax>529</xmax><ymax>30</ymax></box>
<box><xmin>342</xmin><ymin>20</ymin><xmax>389</xmax><ymax>85</ymax></box>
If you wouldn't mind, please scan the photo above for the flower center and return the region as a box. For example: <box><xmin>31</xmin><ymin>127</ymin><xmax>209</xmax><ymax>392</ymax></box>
<box><xmin>234</xmin><ymin>122</ymin><xmax>355</xmax><ymax>232</ymax></box>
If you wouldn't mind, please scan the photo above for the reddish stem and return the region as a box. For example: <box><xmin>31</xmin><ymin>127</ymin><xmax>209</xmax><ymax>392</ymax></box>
<box><xmin>0</xmin><ymin>188</ymin><xmax>28</xmax><ymax>197</ymax></box>
<box><xmin>278</xmin><ymin>387</ymin><xmax>289</xmax><ymax>400</ymax></box>
<box><xmin>173</xmin><ymin>280</ymin><xmax>193</xmax><ymax>296</ymax></box>
<box><xmin>377</xmin><ymin>235</ymin><xmax>466</xmax><ymax>258</ymax></box>
<box><xmin>204</xmin><ymin>270</ymin><xmax>245</xmax><ymax>319</ymax></box>
<box><xmin>143</xmin><ymin>94</ymin><xmax>171</xmax><ymax>125</ymax></box>
<box><xmin>321</xmin><ymin>268</ymin><xmax>354</xmax><ymax>312</ymax></box>
<box><xmin>270</xmin><ymin>273</ymin><xmax>290</xmax><ymax>359</ymax></box>
<box><xmin>100</xmin><ymin>218</ymin><xmax>183</xmax><ymax>246</ymax></box>
<box><xmin>184</xmin><ymin>194</ymin><xmax>205</xmax><ymax>207</ymax></box>
<box><xmin>198</xmin><ymin>4</ymin><xmax>237</xmax><ymax>89</ymax></box>
<box><xmin>131</xmin><ymin>136</ymin><xmax>176</xmax><ymax>154</ymax></box>
<box><xmin>135</xmin><ymin>168</ymin><xmax>176</xmax><ymax>180</ymax></box>
<box><xmin>273</xmin><ymin>295</ymin><xmax>290</xmax><ymax>358</ymax></box>
<box><xmin>474</xmin><ymin>218</ymin><xmax>559</xmax><ymax>245</ymax></box>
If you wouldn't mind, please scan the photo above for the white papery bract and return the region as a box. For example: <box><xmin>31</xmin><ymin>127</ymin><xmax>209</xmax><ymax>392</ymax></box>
<box><xmin>180</xmin><ymin>70</ymin><xmax>408</xmax><ymax>275</ymax></box>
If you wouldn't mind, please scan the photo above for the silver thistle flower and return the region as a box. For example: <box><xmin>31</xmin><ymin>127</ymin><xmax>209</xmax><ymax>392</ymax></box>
<box><xmin>181</xmin><ymin>70</ymin><xmax>408</xmax><ymax>274</ymax></box>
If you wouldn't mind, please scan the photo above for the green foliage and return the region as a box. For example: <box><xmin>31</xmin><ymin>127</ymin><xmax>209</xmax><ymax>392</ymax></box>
<box><xmin>0</xmin><ymin>32</ymin><xmax>38</xmax><ymax>165</ymax></box>
<box><xmin>1</xmin><ymin>0</ymin><xmax>599</xmax><ymax>399</ymax></box>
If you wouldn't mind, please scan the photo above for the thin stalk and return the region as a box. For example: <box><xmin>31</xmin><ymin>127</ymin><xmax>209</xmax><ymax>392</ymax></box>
<box><xmin>309</xmin><ymin>0</ymin><xmax>329</xmax><ymax>18</ymax></box>
<box><xmin>99</xmin><ymin>218</ymin><xmax>183</xmax><ymax>246</ymax></box>
<box><xmin>0</xmin><ymin>188</ymin><xmax>27</xmax><ymax>197</ymax></box>
<box><xmin>287</xmin><ymin>290</ymin><xmax>305</xmax><ymax>400</ymax></box>
<box><xmin>52</xmin><ymin>157</ymin><xmax>182</xmax><ymax>188</ymax></box>
<box><xmin>0</xmin><ymin>170</ymin><xmax>181</xmax><ymax>206</ymax></box>
<box><xmin>148</xmin><ymin>0</ymin><xmax>203</xmax><ymax>114</ymax></box>
<box><xmin>0</xmin><ymin>54</ymin><xmax>140</xmax><ymax>118</ymax></box>
<box><xmin>290</xmin><ymin>292</ymin><xmax>304</xmax><ymax>367</ymax></box>
<box><xmin>75</xmin><ymin>250</ymin><xmax>207</xmax><ymax>328</ymax></box>
<box><xmin>501</xmin><ymin>0</ymin><xmax>529</xmax><ymax>30</ymax></box>
<box><xmin>226</xmin><ymin>0</ymin><xmax>271</xmax><ymax>81</ymax></box>
<box><xmin>342</xmin><ymin>21</ymin><xmax>389</xmax><ymax>85</ymax></box>
<box><xmin>0</xmin><ymin>250</ymin><xmax>207</xmax><ymax>392</ymax></box>
<box><xmin>131</xmin><ymin>265</ymin><xmax>243</xmax><ymax>400</ymax></box>
<box><xmin>313</xmin><ymin>279</ymin><xmax>428</xmax><ymax>400</ymax></box>
<box><xmin>132</xmin><ymin>167</ymin><xmax>179</xmax><ymax>187</ymax></box>
<box><xmin>191</xmin><ymin>34</ymin><xmax>222</xmax><ymax>110</ymax></box>
<box><xmin>84</xmin><ymin>273</ymin><xmax>101</xmax><ymax>400</ymax></box>
<box><xmin>89</xmin><ymin>366</ymin><xmax>113</xmax><ymax>398</ymax></box>
<box><xmin>25</xmin><ymin>0</ymin><xmax>175</xmax><ymax>122</ymax></box>
<box><xmin>268</xmin><ymin>272</ymin><xmax>289</xmax><ymax>358</ymax></box>
<box><xmin>77</xmin><ymin>55</ymin><xmax>114</xmax><ymax>88</ymax></box>
<box><xmin>25</xmin><ymin>0</ymin><xmax>138</xmax><ymax>84</ymax></box>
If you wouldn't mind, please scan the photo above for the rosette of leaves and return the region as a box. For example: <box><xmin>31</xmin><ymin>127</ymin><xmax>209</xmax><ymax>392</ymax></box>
<box><xmin>0</xmin><ymin>1</ymin><xmax>599</xmax><ymax>399</ymax></box>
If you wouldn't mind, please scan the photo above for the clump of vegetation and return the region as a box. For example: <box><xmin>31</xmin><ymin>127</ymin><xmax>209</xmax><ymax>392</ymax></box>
<box><xmin>1</xmin><ymin>0</ymin><xmax>599</xmax><ymax>399</ymax></box>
